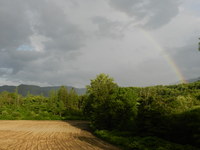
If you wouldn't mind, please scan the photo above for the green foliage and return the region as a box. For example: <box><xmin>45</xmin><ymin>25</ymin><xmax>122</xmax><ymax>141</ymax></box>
<box><xmin>57</xmin><ymin>86</ymin><xmax>68</xmax><ymax>104</ymax></box>
<box><xmin>84</xmin><ymin>73</ymin><xmax>118</xmax><ymax>129</ymax></box>
<box><xmin>0</xmin><ymin>86</ymin><xmax>85</xmax><ymax>120</ymax></box>
<box><xmin>95</xmin><ymin>130</ymin><xmax>199</xmax><ymax>150</ymax></box>
<box><xmin>107</xmin><ymin>88</ymin><xmax>139</xmax><ymax>130</ymax></box>
<box><xmin>136</xmin><ymin>82</ymin><xmax>200</xmax><ymax>147</ymax></box>
<box><xmin>85</xmin><ymin>76</ymin><xmax>200</xmax><ymax>148</ymax></box>
<box><xmin>84</xmin><ymin>74</ymin><xmax>139</xmax><ymax>130</ymax></box>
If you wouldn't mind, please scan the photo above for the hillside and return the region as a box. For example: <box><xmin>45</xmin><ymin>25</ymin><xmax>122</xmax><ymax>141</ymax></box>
<box><xmin>0</xmin><ymin>84</ymin><xmax>86</xmax><ymax>96</ymax></box>
<box><xmin>187</xmin><ymin>76</ymin><xmax>200</xmax><ymax>83</ymax></box>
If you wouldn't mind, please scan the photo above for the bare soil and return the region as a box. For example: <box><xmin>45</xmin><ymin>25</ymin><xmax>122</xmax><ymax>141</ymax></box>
<box><xmin>0</xmin><ymin>120</ymin><xmax>120</xmax><ymax>150</ymax></box>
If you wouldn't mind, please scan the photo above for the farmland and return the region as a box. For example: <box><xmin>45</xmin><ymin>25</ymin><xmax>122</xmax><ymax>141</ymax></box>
<box><xmin>0</xmin><ymin>120</ymin><xmax>119</xmax><ymax>150</ymax></box>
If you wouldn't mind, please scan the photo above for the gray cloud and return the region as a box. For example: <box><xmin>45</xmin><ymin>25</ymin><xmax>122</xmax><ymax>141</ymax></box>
<box><xmin>172</xmin><ymin>44</ymin><xmax>200</xmax><ymax>79</ymax></box>
<box><xmin>0</xmin><ymin>0</ymin><xmax>199</xmax><ymax>87</ymax></box>
<box><xmin>0</xmin><ymin>68</ymin><xmax>13</xmax><ymax>76</ymax></box>
<box><xmin>0</xmin><ymin>0</ymin><xmax>31</xmax><ymax>50</ymax></box>
<box><xmin>92</xmin><ymin>16</ymin><xmax>124</xmax><ymax>38</ymax></box>
<box><xmin>0</xmin><ymin>0</ymin><xmax>84</xmax><ymax>51</ymax></box>
<box><xmin>28</xmin><ymin>0</ymin><xmax>84</xmax><ymax>52</ymax></box>
<box><xmin>109</xmin><ymin>0</ymin><xmax>181</xmax><ymax>29</ymax></box>
<box><xmin>0</xmin><ymin>49</ymin><xmax>46</xmax><ymax>74</ymax></box>
<box><xmin>0</xmin><ymin>0</ymin><xmax>85</xmax><ymax>84</ymax></box>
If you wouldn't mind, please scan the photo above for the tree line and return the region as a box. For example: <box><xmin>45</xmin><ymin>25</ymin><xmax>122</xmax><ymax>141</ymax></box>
<box><xmin>0</xmin><ymin>86</ymin><xmax>84</xmax><ymax>120</ymax></box>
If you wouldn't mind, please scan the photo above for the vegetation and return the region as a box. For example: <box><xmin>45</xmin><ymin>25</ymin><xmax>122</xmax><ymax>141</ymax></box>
<box><xmin>84</xmin><ymin>74</ymin><xmax>138</xmax><ymax>130</ymax></box>
<box><xmin>95</xmin><ymin>130</ymin><xmax>198</xmax><ymax>150</ymax></box>
<box><xmin>0</xmin><ymin>73</ymin><xmax>200</xmax><ymax>149</ymax></box>
<box><xmin>84</xmin><ymin>74</ymin><xmax>200</xmax><ymax>149</ymax></box>
<box><xmin>0</xmin><ymin>86</ymin><xmax>84</xmax><ymax>120</ymax></box>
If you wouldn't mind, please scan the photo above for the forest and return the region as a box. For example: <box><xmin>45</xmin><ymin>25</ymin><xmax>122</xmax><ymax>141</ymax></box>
<box><xmin>0</xmin><ymin>73</ymin><xmax>199</xmax><ymax>150</ymax></box>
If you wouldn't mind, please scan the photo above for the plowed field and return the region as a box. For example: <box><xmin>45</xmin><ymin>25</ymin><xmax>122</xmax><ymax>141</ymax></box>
<box><xmin>0</xmin><ymin>120</ymin><xmax>120</xmax><ymax>150</ymax></box>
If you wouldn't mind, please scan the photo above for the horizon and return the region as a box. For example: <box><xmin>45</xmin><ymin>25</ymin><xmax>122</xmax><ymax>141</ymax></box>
<box><xmin>0</xmin><ymin>75</ymin><xmax>199</xmax><ymax>89</ymax></box>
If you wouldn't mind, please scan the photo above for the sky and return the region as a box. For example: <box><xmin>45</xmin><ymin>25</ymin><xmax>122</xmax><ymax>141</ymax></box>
<box><xmin>0</xmin><ymin>0</ymin><xmax>199</xmax><ymax>87</ymax></box>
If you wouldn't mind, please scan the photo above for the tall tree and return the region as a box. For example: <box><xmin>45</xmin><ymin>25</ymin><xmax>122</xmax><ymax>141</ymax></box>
<box><xmin>68</xmin><ymin>88</ymin><xmax>79</xmax><ymax>110</ymax></box>
<box><xmin>84</xmin><ymin>73</ymin><xmax>118</xmax><ymax>129</ymax></box>
<box><xmin>57</xmin><ymin>86</ymin><xmax>68</xmax><ymax>105</ymax></box>
<box><xmin>86</xmin><ymin>73</ymin><xmax>118</xmax><ymax>102</ymax></box>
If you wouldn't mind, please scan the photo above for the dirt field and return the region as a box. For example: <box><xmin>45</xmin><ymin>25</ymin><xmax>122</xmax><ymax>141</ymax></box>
<box><xmin>0</xmin><ymin>120</ymin><xmax>120</xmax><ymax>150</ymax></box>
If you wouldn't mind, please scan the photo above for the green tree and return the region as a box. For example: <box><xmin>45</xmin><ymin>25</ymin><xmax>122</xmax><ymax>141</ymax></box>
<box><xmin>113</xmin><ymin>88</ymin><xmax>139</xmax><ymax>130</ymax></box>
<box><xmin>85</xmin><ymin>74</ymin><xmax>139</xmax><ymax>130</ymax></box>
<box><xmin>57</xmin><ymin>86</ymin><xmax>68</xmax><ymax>105</ymax></box>
<box><xmin>84</xmin><ymin>74</ymin><xmax>118</xmax><ymax>129</ymax></box>
<box><xmin>57</xmin><ymin>100</ymin><xmax>65</xmax><ymax>117</ymax></box>
<box><xmin>68</xmin><ymin>88</ymin><xmax>79</xmax><ymax>110</ymax></box>
<box><xmin>86</xmin><ymin>73</ymin><xmax>118</xmax><ymax>102</ymax></box>
<box><xmin>49</xmin><ymin>90</ymin><xmax>58</xmax><ymax>113</ymax></box>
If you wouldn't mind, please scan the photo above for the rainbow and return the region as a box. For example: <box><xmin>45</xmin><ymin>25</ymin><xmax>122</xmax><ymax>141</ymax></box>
<box><xmin>139</xmin><ymin>28</ymin><xmax>187</xmax><ymax>84</ymax></box>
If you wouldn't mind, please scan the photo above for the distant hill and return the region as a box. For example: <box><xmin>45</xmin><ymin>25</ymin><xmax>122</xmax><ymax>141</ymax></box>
<box><xmin>174</xmin><ymin>76</ymin><xmax>200</xmax><ymax>85</ymax></box>
<box><xmin>0</xmin><ymin>84</ymin><xmax>86</xmax><ymax>96</ymax></box>
<box><xmin>186</xmin><ymin>77</ymin><xmax>200</xmax><ymax>83</ymax></box>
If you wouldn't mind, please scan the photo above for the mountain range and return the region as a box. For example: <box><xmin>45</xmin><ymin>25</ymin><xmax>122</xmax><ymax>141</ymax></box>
<box><xmin>0</xmin><ymin>76</ymin><xmax>199</xmax><ymax>97</ymax></box>
<box><xmin>186</xmin><ymin>76</ymin><xmax>200</xmax><ymax>83</ymax></box>
<box><xmin>0</xmin><ymin>84</ymin><xmax>86</xmax><ymax>97</ymax></box>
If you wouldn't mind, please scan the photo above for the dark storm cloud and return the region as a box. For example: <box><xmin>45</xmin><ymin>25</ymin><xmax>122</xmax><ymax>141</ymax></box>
<box><xmin>109</xmin><ymin>0</ymin><xmax>181</xmax><ymax>29</ymax></box>
<box><xmin>0</xmin><ymin>0</ymin><xmax>84</xmax><ymax>84</ymax></box>
<box><xmin>0</xmin><ymin>0</ymin><xmax>84</xmax><ymax>52</ymax></box>
<box><xmin>0</xmin><ymin>0</ymin><xmax>31</xmax><ymax>50</ymax></box>
<box><xmin>0</xmin><ymin>0</ymin><xmax>199</xmax><ymax>87</ymax></box>
<box><xmin>27</xmin><ymin>0</ymin><xmax>84</xmax><ymax>52</ymax></box>
<box><xmin>0</xmin><ymin>48</ymin><xmax>46</xmax><ymax>74</ymax></box>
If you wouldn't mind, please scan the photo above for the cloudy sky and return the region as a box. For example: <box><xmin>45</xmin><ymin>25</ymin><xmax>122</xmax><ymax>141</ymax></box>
<box><xmin>0</xmin><ymin>0</ymin><xmax>199</xmax><ymax>87</ymax></box>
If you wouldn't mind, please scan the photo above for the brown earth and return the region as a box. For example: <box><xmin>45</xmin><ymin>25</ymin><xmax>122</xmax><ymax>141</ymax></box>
<box><xmin>0</xmin><ymin>120</ymin><xmax>120</xmax><ymax>150</ymax></box>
